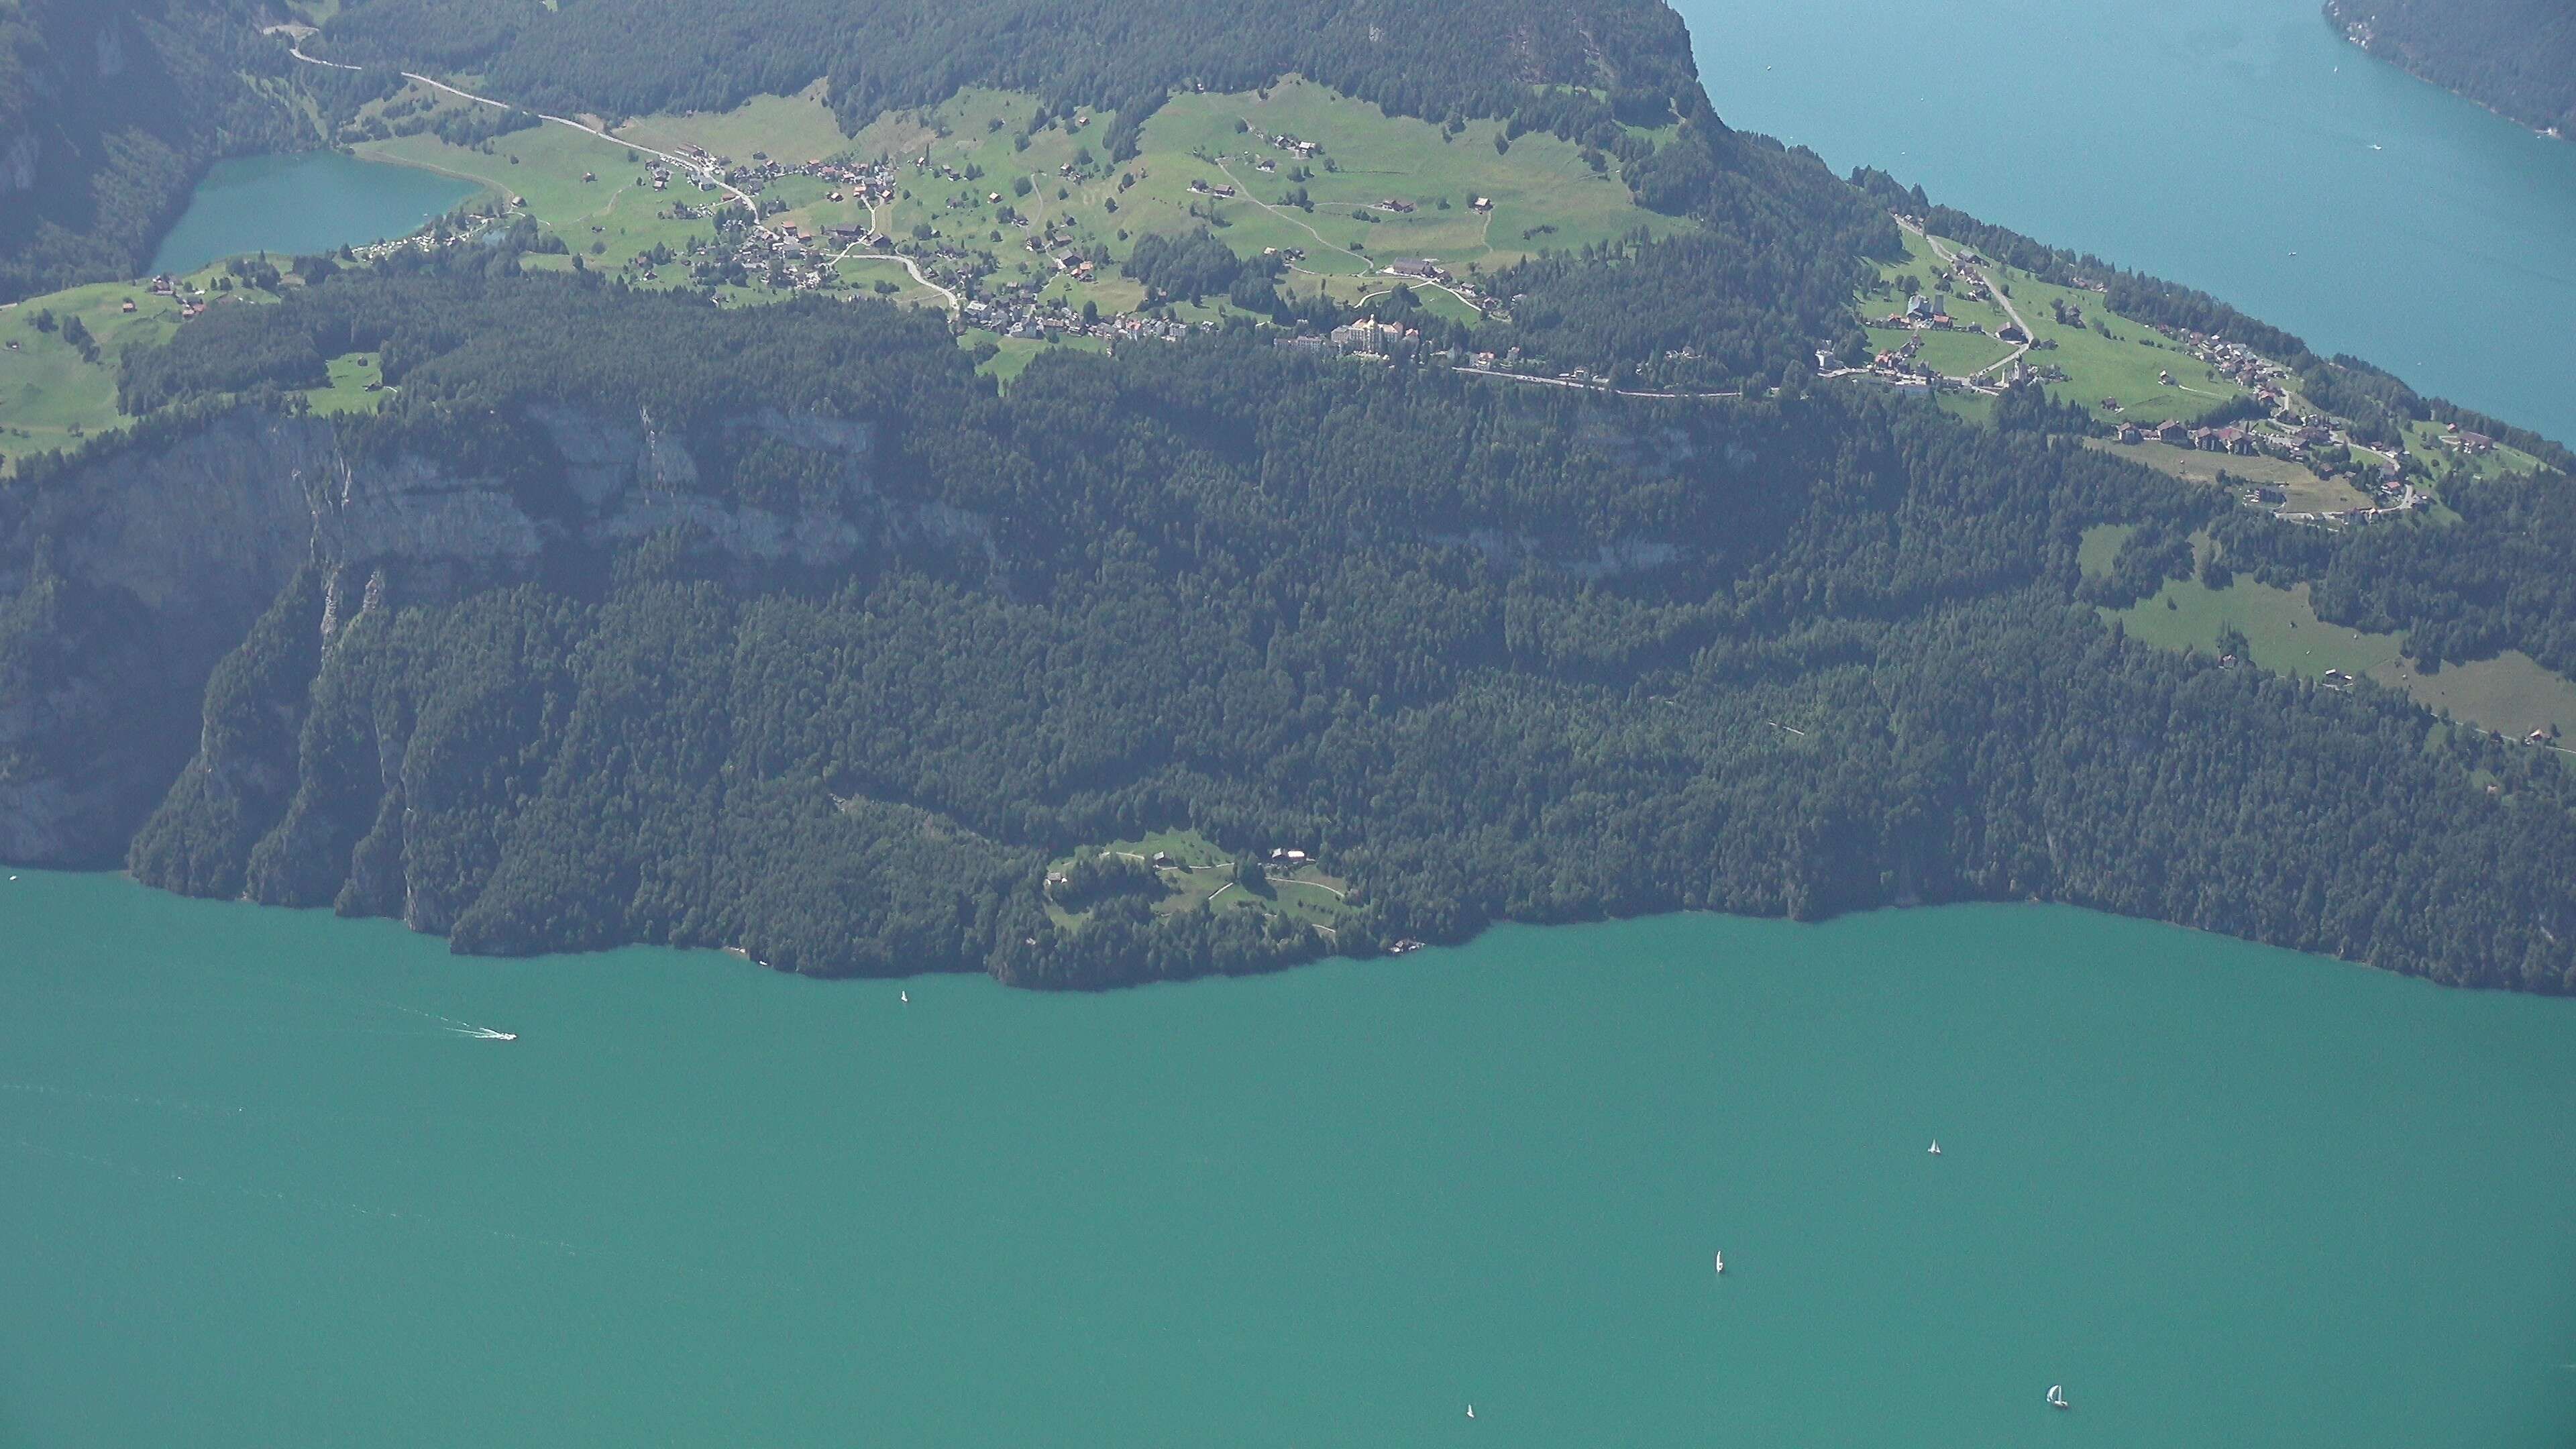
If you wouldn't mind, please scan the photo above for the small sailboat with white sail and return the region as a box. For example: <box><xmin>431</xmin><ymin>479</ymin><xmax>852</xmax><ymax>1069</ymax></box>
<box><xmin>2047</xmin><ymin>1384</ymin><xmax>2070</xmax><ymax>1411</ymax></box>
<box><xmin>1927</xmin><ymin>1139</ymin><xmax>1941</xmax><ymax>1155</ymax></box>
<box><xmin>1713</xmin><ymin>1250</ymin><xmax>1725</xmax><ymax>1275</ymax></box>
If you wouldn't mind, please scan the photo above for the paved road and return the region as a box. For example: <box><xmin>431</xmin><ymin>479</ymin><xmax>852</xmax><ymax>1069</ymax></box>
<box><xmin>283</xmin><ymin>41</ymin><xmax>960</xmax><ymax>311</ymax></box>
<box><xmin>1450</xmin><ymin>366</ymin><xmax>1742</xmax><ymax>401</ymax></box>
<box><xmin>1897</xmin><ymin>214</ymin><xmax>2033</xmax><ymax>379</ymax></box>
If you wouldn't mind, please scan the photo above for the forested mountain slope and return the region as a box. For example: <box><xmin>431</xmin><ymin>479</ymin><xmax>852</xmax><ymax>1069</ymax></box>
<box><xmin>2326</xmin><ymin>0</ymin><xmax>2576</xmax><ymax>137</ymax></box>
<box><xmin>5</xmin><ymin>0</ymin><xmax>2576</xmax><ymax>995</ymax></box>
<box><xmin>7</xmin><ymin>266</ymin><xmax>2575</xmax><ymax>991</ymax></box>
<box><xmin>0</xmin><ymin>0</ymin><xmax>314</xmax><ymax>301</ymax></box>
<box><xmin>310</xmin><ymin>0</ymin><xmax>1703</xmax><ymax>149</ymax></box>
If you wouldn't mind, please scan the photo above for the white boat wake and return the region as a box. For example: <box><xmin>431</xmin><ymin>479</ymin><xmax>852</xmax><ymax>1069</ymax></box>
<box><xmin>398</xmin><ymin>1006</ymin><xmax>517</xmax><ymax>1040</ymax></box>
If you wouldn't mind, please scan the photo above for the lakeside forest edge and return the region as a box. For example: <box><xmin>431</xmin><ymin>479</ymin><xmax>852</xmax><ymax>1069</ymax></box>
<box><xmin>4</xmin><ymin>0</ymin><xmax>2576</xmax><ymax>991</ymax></box>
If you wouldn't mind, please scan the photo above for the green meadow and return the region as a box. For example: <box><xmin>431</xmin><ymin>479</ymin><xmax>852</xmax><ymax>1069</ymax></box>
<box><xmin>2105</xmin><ymin>532</ymin><xmax>2576</xmax><ymax>739</ymax></box>
<box><xmin>2085</xmin><ymin>438</ymin><xmax>2378</xmax><ymax>513</ymax></box>
<box><xmin>1045</xmin><ymin>827</ymin><xmax>1355</xmax><ymax>934</ymax></box>
<box><xmin>804</xmin><ymin>77</ymin><xmax>1688</xmax><ymax>314</ymax></box>
<box><xmin>612</xmin><ymin>84</ymin><xmax>855</xmax><ymax>168</ymax></box>
<box><xmin>0</xmin><ymin>268</ymin><xmax>245</xmax><ymax>474</ymax></box>
<box><xmin>1863</xmin><ymin>227</ymin><xmax>2251</xmax><ymax>425</ymax></box>
<box><xmin>2398</xmin><ymin>415</ymin><xmax>2550</xmax><ymax>485</ymax></box>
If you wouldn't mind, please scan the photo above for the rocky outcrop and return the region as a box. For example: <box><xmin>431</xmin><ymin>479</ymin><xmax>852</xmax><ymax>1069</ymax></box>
<box><xmin>0</xmin><ymin>135</ymin><xmax>37</xmax><ymax>195</ymax></box>
<box><xmin>0</xmin><ymin>402</ymin><xmax>987</xmax><ymax>866</ymax></box>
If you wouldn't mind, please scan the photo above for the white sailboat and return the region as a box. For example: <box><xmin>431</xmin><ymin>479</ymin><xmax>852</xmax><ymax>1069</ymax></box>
<box><xmin>1927</xmin><ymin>1140</ymin><xmax>1941</xmax><ymax>1155</ymax></box>
<box><xmin>1466</xmin><ymin>1404</ymin><xmax>1476</xmax><ymax>1420</ymax></box>
<box><xmin>900</xmin><ymin>989</ymin><xmax>909</xmax><ymax>1003</ymax></box>
<box><xmin>1713</xmin><ymin>1250</ymin><xmax>1725</xmax><ymax>1275</ymax></box>
<box><xmin>2047</xmin><ymin>1385</ymin><xmax>2070</xmax><ymax>1410</ymax></box>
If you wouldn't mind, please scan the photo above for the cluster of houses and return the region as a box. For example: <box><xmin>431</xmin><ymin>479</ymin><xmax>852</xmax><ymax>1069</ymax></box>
<box><xmin>1381</xmin><ymin>257</ymin><xmax>1497</xmax><ymax>313</ymax></box>
<box><xmin>1271</xmin><ymin>319</ymin><xmax>1417</xmax><ymax>359</ymax></box>
<box><xmin>1326</xmin><ymin>317</ymin><xmax>1423</xmax><ymax>355</ymax></box>
<box><xmin>1014</xmin><ymin>222</ymin><xmax>1095</xmax><ymax>279</ymax></box>
<box><xmin>643</xmin><ymin>144</ymin><xmax>907</xmax><ymax>215</ymax></box>
<box><xmin>144</xmin><ymin>274</ymin><xmax>215</xmax><ymax>319</ymax></box>
<box><xmin>1258</xmin><ymin>131</ymin><xmax>1326</xmax><ymax>161</ymax></box>
<box><xmin>2110</xmin><ymin>418</ymin><xmax>2261</xmax><ymax>454</ymax></box>
<box><xmin>963</xmin><ymin>293</ymin><xmax>1208</xmax><ymax>345</ymax></box>
<box><xmin>1884</xmin><ymin>292</ymin><xmax>1953</xmax><ymax>329</ymax></box>
<box><xmin>2104</xmin><ymin>412</ymin><xmax>2434</xmax><ymax>524</ymax></box>
<box><xmin>2156</xmin><ymin>329</ymin><xmax>2288</xmax><ymax>393</ymax></box>
<box><xmin>347</xmin><ymin>211</ymin><xmax>501</xmax><ymax>264</ymax></box>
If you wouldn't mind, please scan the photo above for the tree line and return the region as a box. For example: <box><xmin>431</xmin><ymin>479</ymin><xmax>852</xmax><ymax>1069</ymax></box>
<box><xmin>308</xmin><ymin>0</ymin><xmax>1703</xmax><ymax>167</ymax></box>
<box><xmin>14</xmin><ymin>265</ymin><xmax>2573</xmax><ymax>991</ymax></box>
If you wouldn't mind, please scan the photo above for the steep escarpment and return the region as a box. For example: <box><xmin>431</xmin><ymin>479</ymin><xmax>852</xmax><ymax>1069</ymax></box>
<box><xmin>0</xmin><ymin>382</ymin><xmax>992</xmax><ymax>869</ymax></box>
<box><xmin>0</xmin><ymin>409</ymin><xmax>327</xmax><ymax>862</ymax></box>
<box><xmin>11</xmin><ymin>272</ymin><xmax>2576</xmax><ymax>993</ymax></box>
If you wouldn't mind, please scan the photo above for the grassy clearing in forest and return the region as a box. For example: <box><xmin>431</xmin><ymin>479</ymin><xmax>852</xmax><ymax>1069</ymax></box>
<box><xmin>2084</xmin><ymin>439</ymin><xmax>2379</xmax><ymax>513</ymax></box>
<box><xmin>1046</xmin><ymin>828</ymin><xmax>1354</xmax><ymax>933</ymax></box>
<box><xmin>2390</xmin><ymin>652</ymin><xmax>2576</xmax><ymax>741</ymax></box>
<box><xmin>2077</xmin><ymin>523</ymin><xmax>2136</xmax><ymax>579</ymax></box>
<box><xmin>2109</xmin><ymin>535</ymin><xmax>2576</xmax><ymax>738</ymax></box>
<box><xmin>0</xmin><ymin>268</ymin><xmax>248</xmax><ymax>472</ymax></box>
<box><xmin>2114</xmin><ymin>572</ymin><xmax>2397</xmax><ymax>679</ymax></box>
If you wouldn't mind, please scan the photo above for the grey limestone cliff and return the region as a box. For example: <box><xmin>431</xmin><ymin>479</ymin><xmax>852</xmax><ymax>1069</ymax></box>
<box><xmin>0</xmin><ymin>401</ymin><xmax>983</xmax><ymax>867</ymax></box>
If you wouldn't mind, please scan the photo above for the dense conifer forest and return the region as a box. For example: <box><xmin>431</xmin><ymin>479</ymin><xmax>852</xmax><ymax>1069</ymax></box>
<box><xmin>7</xmin><ymin>262</ymin><xmax>2575</xmax><ymax>992</ymax></box>
<box><xmin>7</xmin><ymin>0</ymin><xmax>2576</xmax><ymax>994</ymax></box>
<box><xmin>0</xmin><ymin>0</ymin><xmax>319</xmax><ymax>301</ymax></box>
<box><xmin>308</xmin><ymin>0</ymin><xmax>1705</xmax><ymax>158</ymax></box>
<box><xmin>2326</xmin><ymin>0</ymin><xmax>2576</xmax><ymax>138</ymax></box>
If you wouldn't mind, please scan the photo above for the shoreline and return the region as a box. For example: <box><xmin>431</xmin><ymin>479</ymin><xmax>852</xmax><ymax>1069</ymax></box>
<box><xmin>15</xmin><ymin>860</ymin><xmax>2561</xmax><ymax>1002</ymax></box>
<box><xmin>2322</xmin><ymin>2</ymin><xmax>2573</xmax><ymax>145</ymax></box>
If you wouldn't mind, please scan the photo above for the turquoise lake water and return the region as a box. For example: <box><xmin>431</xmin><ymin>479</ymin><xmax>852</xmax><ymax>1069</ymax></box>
<box><xmin>3</xmin><ymin>871</ymin><xmax>2572</xmax><ymax>1446</ymax></box>
<box><xmin>146</xmin><ymin>151</ymin><xmax>476</xmax><ymax>277</ymax></box>
<box><xmin>21</xmin><ymin>7</ymin><xmax>2576</xmax><ymax>1441</ymax></box>
<box><xmin>1675</xmin><ymin>0</ymin><xmax>2576</xmax><ymax>445</ymax></box>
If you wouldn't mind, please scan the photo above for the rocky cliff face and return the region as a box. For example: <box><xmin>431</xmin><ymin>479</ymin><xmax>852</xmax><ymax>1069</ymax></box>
<box><xmin>0</xmin><ymin>402</ymin><xmax>979</xmax><ymax>867</ymax></box>
<box><xmin>0</xmin><ymin>134</ymin><xmax>37</xmax><ymax>195</ymax></box>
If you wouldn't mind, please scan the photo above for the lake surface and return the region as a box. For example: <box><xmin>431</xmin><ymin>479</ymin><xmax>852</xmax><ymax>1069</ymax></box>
<box><xmin>1676</xmin><ymin>0</ymin><xmax>2576</xmax><ymax>446</ymax></box>
<box><xmin>146</xmin><ymin>152</ymin><xmax>478</xmax><ymax>277</ymax></box>
<box><xmin>5</xmin><ymin>870</ymin><xmax>2572</xmax><ymax>1446</ymax></box>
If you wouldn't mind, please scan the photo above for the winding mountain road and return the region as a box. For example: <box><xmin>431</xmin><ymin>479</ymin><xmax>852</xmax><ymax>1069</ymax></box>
<box><xmin>1897</xmin><ymin>214</ymin><xmax>2033</xmax><ymax>378</ymax></box>
<box><xmin>281</xmin><ymin>41</ymin><xmax>960</xmax><ymax>311</ymax></box>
